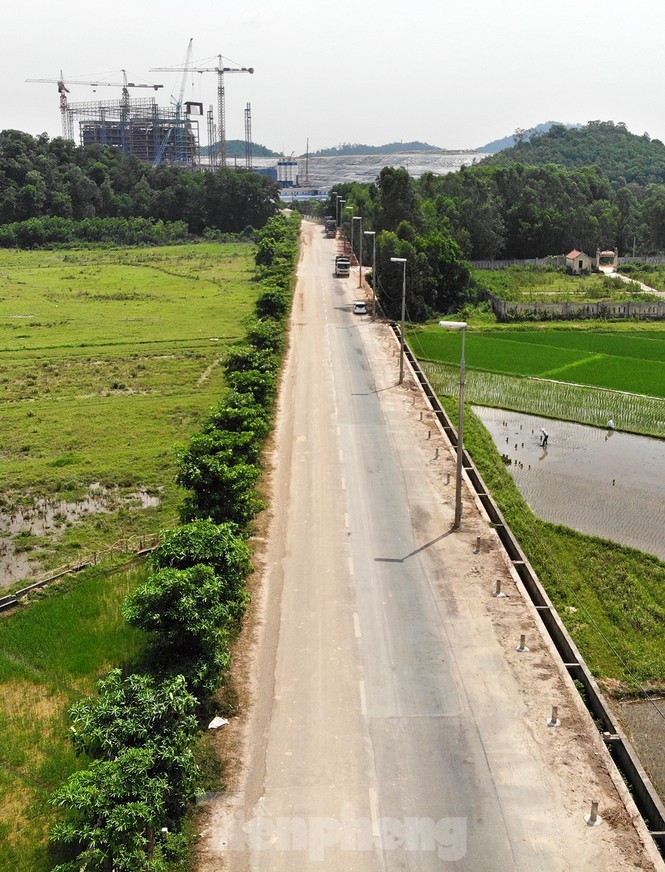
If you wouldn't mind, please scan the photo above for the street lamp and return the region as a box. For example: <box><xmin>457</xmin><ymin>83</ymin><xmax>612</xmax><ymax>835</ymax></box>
<box><xmin>439</xmin><ymin>320</ymin><xmax>468</xmax><ymax>530</ymax></box>
<box><xmin>338</xmin><ymin>199</ymin><xmax>346</xmax><ymax>228</ymax></box>
<box><xmin>335</xmin><ymin>195</ymin><xmax>343</xmax><ymax>228</ymax></box>
<box><xmin>352</xmin><ymin>216</ymin><xmax>362</xmax><ymax>286</ymax></box>
<box><xmin>390</xmin><ymin>257</ymin><xmax>407</xmax><ymax>384</ymax></box>
<box><xmin>364</xmin><ymin>230</ymin><xmax>376</xmax><ymax>318</ymax></box>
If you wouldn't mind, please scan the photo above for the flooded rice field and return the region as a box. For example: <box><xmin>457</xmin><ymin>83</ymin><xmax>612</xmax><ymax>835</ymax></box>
<box><xmin>615</xmin><ymin>698</ymin><xmax>665</xmax><ymax>799</ymax></box>
<box><xmin>474</xmin><ymin>406</ymin><xmax>665</xmax><ymax>798</ymax></box>
<box><xmin>473</xmin><ymin>407</ymin><xmax>665</xmax><ymax>561</ymax></box>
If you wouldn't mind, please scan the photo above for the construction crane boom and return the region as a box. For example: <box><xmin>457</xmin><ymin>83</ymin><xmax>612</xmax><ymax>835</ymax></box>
<box><xmin>26</xmin><ymin>70</ymin><xmax>163</xmax><ymax>140</ymax></box>
<box><xmin>150</xmin><ymin>54</ymin><xmax>253</xmax><ymax>167</ymax></box>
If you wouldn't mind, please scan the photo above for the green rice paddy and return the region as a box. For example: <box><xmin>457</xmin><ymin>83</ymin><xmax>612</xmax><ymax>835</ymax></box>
<box><xmin>409</xmin><ymin>324</ymin><xmax>665</xmax><ymax>436</ymax></box>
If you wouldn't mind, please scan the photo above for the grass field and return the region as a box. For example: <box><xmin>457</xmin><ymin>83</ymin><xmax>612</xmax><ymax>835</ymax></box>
<box><xmin>620</xmin><ymin>262</ymin><xmax>665</xmax><ymax>291</ymax></box>
<box><xmin>0</xmin><ymin>243</ymin><xmax>258</xmax><ymax>578</ymax></box>
<box><xmin>474</xmin><ymin>266</ymin><xmax>658</xmax><ymax>302</ymax></box>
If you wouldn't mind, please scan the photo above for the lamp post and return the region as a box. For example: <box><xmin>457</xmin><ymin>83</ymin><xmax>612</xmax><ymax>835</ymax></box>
<box><xmin>339</xmin><ymin>199</ymin><xmax>346</xmax><ymax>228</ymax></box>
<box><xmin>364</xmin><ymin>230</ymin><xmax>376</xmax><ymax>318</ymax></box>
<box><xmin>439</xmin><ymin>320</ymin><xmax>468</xmax><ymax>530</ymax></box>
<box><xmin>353</xmin><ymin>216</ymin><xmax>362</xmax><ymax>286</ymax></box>
<box><xmin>390</xmin><ymin>257</ymin><xmax>407</xmax><ymax>384</ymax></box>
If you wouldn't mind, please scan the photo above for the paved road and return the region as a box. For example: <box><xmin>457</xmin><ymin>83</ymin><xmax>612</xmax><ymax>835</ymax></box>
<box><xmin>215</xmin><ymin>221</ymin><xmax>660</xmax><ymax>871</ymax></box>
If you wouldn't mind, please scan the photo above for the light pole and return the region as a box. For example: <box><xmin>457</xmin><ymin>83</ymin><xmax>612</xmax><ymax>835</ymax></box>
<box><xmin>338</xmin><ymin>199</ymin><xmax>346</xmax><ymax>228</ymax></box>
<box><xmin>390</xmin><ymin>257</ymin><xmax>407</xmax><ymax>384</ymax></box>
<box><xmin>364</xmin><ymin>230</ymin><xmax>376</xmax><ymax>318</ymax></box>
<box><xmin>353</xmin><ymin>216</ymin><xmax>362</xmax><ymax>286</ymax></box>
<box><xmin>439</xmin><ymin>320</ymin><xmax>468</xmax><ymax>530</ymax></box>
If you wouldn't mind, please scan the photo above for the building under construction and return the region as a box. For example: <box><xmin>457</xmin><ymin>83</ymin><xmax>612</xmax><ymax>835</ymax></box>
<box><xmin>72</xmin><ymin>97</ymin><xmax>200</xmax><ymax>166</ymax></box>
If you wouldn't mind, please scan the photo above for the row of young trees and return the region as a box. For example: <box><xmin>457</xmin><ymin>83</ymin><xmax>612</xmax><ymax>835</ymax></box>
<box><xmin>49</xmin><ymin>213</ymin><xmax>301</xmax><ymax>870</ymax></box>
<box><xmin>0</xmin><ymin>129</ymin><xmax>280</xmax><ymax>244</ymax></box>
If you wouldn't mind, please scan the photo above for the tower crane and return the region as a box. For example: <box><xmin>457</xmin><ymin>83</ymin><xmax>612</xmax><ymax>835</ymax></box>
<box><xmin>26</xmin><ymin>70</ymin><xmax>163</xmax><ymax>141</ymax></box>
<box><xmin>151</xmin><ymin>53</ymin><xmax>253</xmax><ymax>167</ymax></box>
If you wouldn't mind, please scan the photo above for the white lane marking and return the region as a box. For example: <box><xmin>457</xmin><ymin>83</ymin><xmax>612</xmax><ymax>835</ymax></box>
<box><xmin>339</xmin><ymin>448</ymin><xmax>344</xmax><ymax>463</ymax></box>
<box><xmin>340</xmin><ymin>475</ymin><xmax>346</xmax><ymax>491</ymax></box>
<box><xmin>369</xmin><ymin>788</ymin><xmax>380</xmax><ymax>838</ymax></box>
<box><xmin>353</xmin><ymin>612</ymin><xmax>361</xmax><ymax>639</ymax></box>
<box><xmin>348</xmin><ymin>556</ymin><xmax>354</xmax><ymax>576</ymax></box>
<box><xmin>344</xmin><ymin>512</ymin><xmax>350</xmax><ymax>529</ymax></box>
<box><xmin>359</xmin><ymin>679</ymin><xmax>367</xmax><ymax>717</ymax></box>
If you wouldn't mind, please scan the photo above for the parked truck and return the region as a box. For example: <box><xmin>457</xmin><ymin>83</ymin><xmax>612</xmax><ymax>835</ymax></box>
<box><xmin>335</xmin><ymin>254</ymin><xmax>351</xmax><ymax>277</ymax></box>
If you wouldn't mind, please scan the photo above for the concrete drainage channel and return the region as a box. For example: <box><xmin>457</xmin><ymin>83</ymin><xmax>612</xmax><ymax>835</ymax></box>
<box><xmin>394</xmin><ymin>325</ymin><xmax>665</xmax><ymax>859</ymax></box>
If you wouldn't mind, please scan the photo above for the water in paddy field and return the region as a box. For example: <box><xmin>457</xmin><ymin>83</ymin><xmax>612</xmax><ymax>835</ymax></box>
<box><xmin>475</xmin><ymin>407</ymin><xmax>665</xmax><ymax>803</ymax></box>
<box><xmin>473</xmin><ymin>407</ymin><xmax>665</xmax><ymax>561</ymax></box>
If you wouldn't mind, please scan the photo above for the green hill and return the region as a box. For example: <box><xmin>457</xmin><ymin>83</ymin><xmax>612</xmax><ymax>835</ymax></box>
<box><xmin>476</xmin><ymin>121</ymin><xmax>579</xmax><ymax>153</ymax></box>
<box><xmin>480</xmin><ymin>121</ymin><xmax>665</xmax><ymax>185</ymax></box>
<box><xmin>201</xmin><ymin>139</ymin><xmax>280</xmax><ymax>158</ymax></box>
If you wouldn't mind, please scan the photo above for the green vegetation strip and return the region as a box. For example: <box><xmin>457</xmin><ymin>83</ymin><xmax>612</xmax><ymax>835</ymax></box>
<box><xmin>0</xmin><ymin>228</ymin><xmax>298</xmax><ymax>870</ymax></box>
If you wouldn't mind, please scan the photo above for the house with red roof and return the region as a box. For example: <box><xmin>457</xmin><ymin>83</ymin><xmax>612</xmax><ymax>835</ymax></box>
<box><xmin>565</xmin><ymin>249</ymin><xmax>594</xmax><ymax>274</ymax></box>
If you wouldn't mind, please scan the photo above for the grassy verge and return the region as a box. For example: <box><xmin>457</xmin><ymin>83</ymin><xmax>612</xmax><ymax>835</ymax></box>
<box><xmin>442</xmin><ymin>397</ymin><xmax>665</xmax><ymax>694</ymax></box>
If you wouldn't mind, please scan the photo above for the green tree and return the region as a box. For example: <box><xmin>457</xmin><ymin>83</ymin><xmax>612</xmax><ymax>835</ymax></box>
<box><xmin>50</xmin><ymin>747</ymin><xmax>171</xmax><ymax>871</ymax></box>
<box><xmin>376</xmin><ymin>167</ymin><xmax>423</xmax><ymax>234</ymax></box>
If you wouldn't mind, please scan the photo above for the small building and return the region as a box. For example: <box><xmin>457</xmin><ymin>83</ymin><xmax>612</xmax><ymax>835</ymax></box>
<box><xmin>566</xmin><ymin>249</ymin><xmax>594</xmax><ymax>275</ymax></box>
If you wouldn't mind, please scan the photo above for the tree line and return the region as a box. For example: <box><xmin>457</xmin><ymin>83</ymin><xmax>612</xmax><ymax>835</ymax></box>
<box><xmin>0</xmin><ymin>129</ymin><xmax>280</xmax><ymax>246</ymax></box>
<box><xmin>48</xmin><ymin>213</ymin><xmax>300</xmax><ymax>870</ymax></box>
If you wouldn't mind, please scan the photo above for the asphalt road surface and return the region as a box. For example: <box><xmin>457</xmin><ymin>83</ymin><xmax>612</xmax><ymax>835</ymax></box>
<box><xmin>204</xmin><ymin>221</ymin><xmax>661</xmax><ymax>871</ymax></box>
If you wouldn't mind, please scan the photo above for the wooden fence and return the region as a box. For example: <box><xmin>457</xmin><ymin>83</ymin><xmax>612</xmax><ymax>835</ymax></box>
<box><xmin>0</xmin><ymin>533</ymin><xmax>161</xmax><ymax>613</ymax></box>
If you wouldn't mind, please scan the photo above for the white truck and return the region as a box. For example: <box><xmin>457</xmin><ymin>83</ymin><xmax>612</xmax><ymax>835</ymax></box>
<box><xmin>335</xmin><ymin>254</ymin><xmax>351</xmax><ymax>277</ymax></box>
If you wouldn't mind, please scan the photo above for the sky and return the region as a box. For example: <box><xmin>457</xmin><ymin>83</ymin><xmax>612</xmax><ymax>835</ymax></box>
<box><xmin>5</xmin><ymin>0</ymin><xmax>664</xmax><ymax>156</ymax></box>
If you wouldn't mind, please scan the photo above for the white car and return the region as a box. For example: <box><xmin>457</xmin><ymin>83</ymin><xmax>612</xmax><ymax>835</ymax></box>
<box><xmin>353</xmin><ymin>301</ymin><xmax>367</xmax><ymax>315</ymax></box>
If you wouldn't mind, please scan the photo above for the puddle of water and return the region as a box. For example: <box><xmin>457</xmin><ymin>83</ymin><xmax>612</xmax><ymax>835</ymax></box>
<box><xmin>474</xmin><ymin>408</ymin><xmax>665</xmax><ymax>561</ymax></box>
<box><xmin>0</xmin><ymin>485</ymin><xmax>160</xmax><ymax>588</ymax></box>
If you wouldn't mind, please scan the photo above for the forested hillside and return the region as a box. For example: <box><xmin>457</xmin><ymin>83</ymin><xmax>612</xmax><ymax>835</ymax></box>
<box><xmin>481</xmin><ymin>120</ymin><xmax>665</xmax><ymax>185</ymax></box>
<box><xmin>0</xmin><ymin>129</ymin><xmax>280</xmax><ymax>246</ymax></box>
<box><xmin>475</xmin><ymin>121</ymin><xmax>576</xmax><ymax>154</ymax></box>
